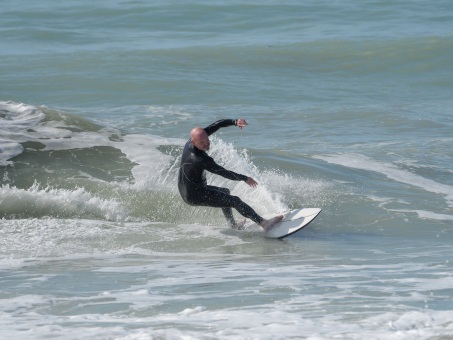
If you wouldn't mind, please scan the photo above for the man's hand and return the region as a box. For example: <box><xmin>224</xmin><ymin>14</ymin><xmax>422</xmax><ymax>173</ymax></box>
<box><xmin>246</xmin><ymin>177</ymin><xmax>258</xmax><ymax>188</ymax></box>
<box><xmin>236</xmin><ymin>119</ymin><xmax>248</xmax><ymax>129</ymax></box>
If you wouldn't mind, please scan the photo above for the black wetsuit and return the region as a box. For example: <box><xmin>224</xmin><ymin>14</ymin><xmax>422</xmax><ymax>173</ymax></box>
<box><xmin>178</xmin><ymin>119</ymin><xmax>263</xmax><ymax>226</ymax></box>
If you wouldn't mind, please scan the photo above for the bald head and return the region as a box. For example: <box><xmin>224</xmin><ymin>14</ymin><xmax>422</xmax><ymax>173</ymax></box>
<box><xmin>190</xmin><ymin>127</ymin><xmax>210</xmax><ymax>151</ymax></box>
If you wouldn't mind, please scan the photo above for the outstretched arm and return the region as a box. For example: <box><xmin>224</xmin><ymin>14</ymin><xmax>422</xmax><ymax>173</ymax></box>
<box><xmin>204</xmin><ymin>118</ymin><xmax>249</xmax><ymax>136</ymax></box>
<box><xmin>204</xmin><ymin>157</ymin><xmax>259</xmax><ymax>188</ymax></box>
<box><xmin>204</xmin><ymin>156</ymin><xmax>248</xmax><ymax>182</ymax></box>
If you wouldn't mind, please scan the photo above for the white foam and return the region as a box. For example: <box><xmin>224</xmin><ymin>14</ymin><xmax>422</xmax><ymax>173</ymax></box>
<box><xmin>0</xmin><ymin>101</ymin><xmax>182</xmax><ymax>189</ymax></box>
<box><xmin>391</xmin><ymin>209</ymin><xmax>453</xmax><ymax>221</ymax></box>
<box><xmin>0</xmin><ymin>215</ymin><xmax>249</xmax><ymax>266</ymax></box>
<box><xmin>0</xmin><ymin>182</ymin><xmax>127</xmax><ymax>221</ymax></box>
<box><xmin>316</xmin><ymin>153</ymin><xmax>453</xmax><ymax>207</ymax></box>
<box><xmin>208</xmin><ymin>137</ymin><xmax>288</xmax><ymax>215</ymax></box>
<box><xmin>1</xmin><ymin>247</ymin><xmax>453</xmax><ymax>339</ymax></box>
<box><xmin>0</xmin><ymin>101</ymin><xmax>45</xmax><ymax>129</ymax></box>
<box><xmin>118</xmin><ymin>134</ymin><xmax>181</xmax><ymax>190</ymax></box>
<box><xmin>1</xmin><ymin>285</ymin><xmax>449</xmax><ymax>340</ymax></box>
<box><xmin>0</xmin><ymin>102</ymin><xmax>109</xmax><ymax>164</ymax></box>
<box><xmin>0</xmin><ymin>101</ymin><xmax>45</xmax><ymax>165</ymax></box>
<box><xmin>0</xmin><ymin>218</ymin><xmax>154</xmax><ymax>265</ymax></box>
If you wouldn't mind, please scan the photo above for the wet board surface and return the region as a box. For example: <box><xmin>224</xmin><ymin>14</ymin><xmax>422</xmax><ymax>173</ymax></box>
<box><xmin>262</xmin><ymin>208</ymin><xmax>322</xmax><ymax>239</ymax></box>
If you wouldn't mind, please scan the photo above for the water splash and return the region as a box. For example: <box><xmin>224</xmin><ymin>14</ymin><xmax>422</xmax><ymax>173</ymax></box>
<box><xmin>0</xmin><ymin>182</ymin><xmax>127</xmax><ymax>221</ymax></box>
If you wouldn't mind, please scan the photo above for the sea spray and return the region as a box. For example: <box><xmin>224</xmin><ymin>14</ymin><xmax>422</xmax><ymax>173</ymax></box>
<box><xmin>0</xmin><ymin>182</ymin><xmax>127</xmax><ymax>221</ymax></box>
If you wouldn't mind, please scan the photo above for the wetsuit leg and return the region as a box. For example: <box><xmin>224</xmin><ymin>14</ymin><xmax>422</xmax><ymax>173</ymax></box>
<box><xmin>208</xmin><ymin>187</ymin><xmax>235</xmax><ymax>226</ymax></box>
<box><xmin>194</xmin><ymin>186</ymin><xmax>263</xmax><ymax>225</ymax></box>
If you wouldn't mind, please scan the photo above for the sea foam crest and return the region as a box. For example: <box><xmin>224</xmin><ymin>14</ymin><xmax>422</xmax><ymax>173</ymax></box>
<box><xmin>0</xmin><ymin>101</ymin><xmax>45</xmax><ymax>165</ymax></box>
<box><xmin>0</xmin><ymin>101</ymin><xmax>181</xmax><ymax>188</ymax></box>
<box><xmin>0</xmin><ymin>182</ymin><xmax>127</xmax><ymax>221</ymax></box>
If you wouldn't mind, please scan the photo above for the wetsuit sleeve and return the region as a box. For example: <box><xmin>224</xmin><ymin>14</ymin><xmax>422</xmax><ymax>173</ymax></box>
<box><xmin>204</xmin><ymin>156</ymin><xmax>248</xmax><ymax>182</ymax></box>
<box><xmin>203</xmin><ymin>119</ymin><xmax>236</xmax><ymax>136</ymax></box>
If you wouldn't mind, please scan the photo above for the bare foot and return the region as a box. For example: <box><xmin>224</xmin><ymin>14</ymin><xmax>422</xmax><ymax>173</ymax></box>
<box><xmin>259</xmin><ymin>215</ymin><xmax>284</xmax><ymax>232</ymax></box>
<box><xmin>231</xmin><ymin>219</ymin><xmax>247</xmax><ymax>230</ymax></box>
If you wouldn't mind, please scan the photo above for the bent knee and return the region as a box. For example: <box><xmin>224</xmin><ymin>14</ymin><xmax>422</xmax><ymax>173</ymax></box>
<box><xmin>230</xmin><ymin>195</ymin><xmax>243</xmax><ymax>204</ymax></box>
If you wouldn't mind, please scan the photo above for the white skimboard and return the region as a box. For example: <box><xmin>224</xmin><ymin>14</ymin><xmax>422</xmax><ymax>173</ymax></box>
<box><xmin>263</xmin><ymin>208</ymin><xmax>322</xmax><ymax>239</ymax></box>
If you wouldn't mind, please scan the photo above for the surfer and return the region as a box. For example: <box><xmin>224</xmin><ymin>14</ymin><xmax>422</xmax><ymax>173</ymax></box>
<box><xmin>178</xmin><ymin>118</ymin><xmax>283</xmax><ymax>231</ymax></box>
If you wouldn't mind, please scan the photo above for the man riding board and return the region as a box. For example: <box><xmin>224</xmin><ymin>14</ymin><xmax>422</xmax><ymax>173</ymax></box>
<box><xmin>178</xmin><ymin>118</ymin><xmax>283</xmax><ymax>230</ymax></box>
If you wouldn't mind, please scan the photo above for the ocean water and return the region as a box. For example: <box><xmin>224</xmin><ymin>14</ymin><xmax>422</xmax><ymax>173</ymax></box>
<box><xmin>1</xmin><ymin>1</ymin><xmax>453</xmax><ymax>339</ymax></box>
